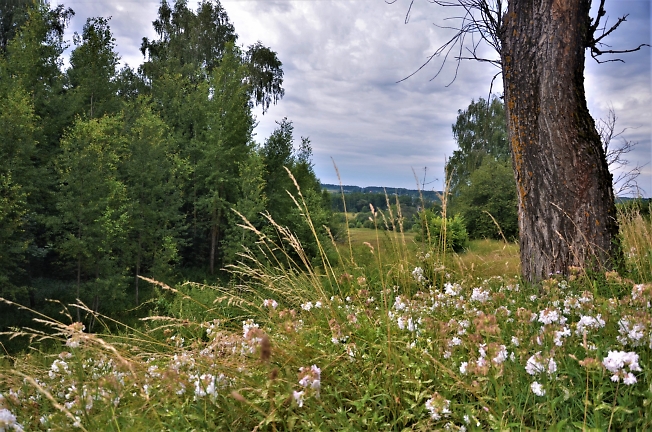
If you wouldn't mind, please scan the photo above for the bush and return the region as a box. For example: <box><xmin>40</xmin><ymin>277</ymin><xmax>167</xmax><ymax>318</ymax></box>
<box><xmin>415</xmin><ymin>210</ymin><xmax>469</xmax><ymax>252</ymax></box>
<box><xmin>450</xmin><ymin>158</ymin><xmax>518</xmax><ymax>240</ymax></box>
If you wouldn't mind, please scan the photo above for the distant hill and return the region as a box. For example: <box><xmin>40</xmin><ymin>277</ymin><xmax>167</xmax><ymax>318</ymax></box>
<box><xmin>321</xmin><ymin>183</ymin><xmax>441</xmax><ymax>202</ymax></box>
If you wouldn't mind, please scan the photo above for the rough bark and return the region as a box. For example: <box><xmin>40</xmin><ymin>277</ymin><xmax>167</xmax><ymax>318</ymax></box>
<box><xmin>500</xmin><ymin>0</ymin><xmax>620</xmax><ymax>282</ymax></box>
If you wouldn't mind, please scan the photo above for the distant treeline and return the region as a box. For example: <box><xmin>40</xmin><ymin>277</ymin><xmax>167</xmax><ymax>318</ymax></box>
<box><xmin>326</xmin><ymin>189</ymin><xmax>440</xmax><ymax>213</ymax></box>
<box><xmin>323</xmin><ymin>184</ymin><xmax>441</xmax><ymax>213</ymax></box>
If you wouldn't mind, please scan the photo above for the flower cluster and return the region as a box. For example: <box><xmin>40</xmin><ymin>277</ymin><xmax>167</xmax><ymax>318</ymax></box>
<box><xmin>300</xmin><ymin>301</ymin><xmax>322</xmax><ymax>311</ymax></box>
<box><xmin>525</xmin><ymin>352</ymin><xmax>557</xmax><ymax>376</ymax></box>
<box><xmin>530</xmin><ymin>381</ymin><xmax>546</xmax><ymax>397</ymax></box>
<box><xmin>263</xmin><ymin>299</ymin><xmax>278</xmax><ymax>309</ymax></box>
<box><xmin>575</xmin><ymin>314</ymin><xmax>605</xmax><ymax>335</ymax></box>
<box><xmin>412</xmin><ymin>267</ymin><xmax>426</xmax><ymax>283</ymax></box>
<box><xmin>425</xmin><ymin>392</ymin><xmax>451</xmax><ymax>420</ymax></box>
<box><xmin>293</xmin><ymin>365</ymin><xmax>322</xmax><ymax>407</ymax></box>
<box><xmin>0</xmin><ymin>408</ymin><xmax>23</xmax><ymax>432</ymax></box>
<box><xmin>602</xmin><ymin>351</ymin><xmax>642</xmax><ymax>385</ymax></box>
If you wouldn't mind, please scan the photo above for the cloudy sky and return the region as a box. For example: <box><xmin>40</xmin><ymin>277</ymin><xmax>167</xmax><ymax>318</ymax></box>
<box><xmin>53</xmin><ymin>0</ymin><xmax>651</xmax><ymax>195</ymax></box>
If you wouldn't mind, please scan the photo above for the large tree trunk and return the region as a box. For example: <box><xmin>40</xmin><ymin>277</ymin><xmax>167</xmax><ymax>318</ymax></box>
<box><xmin>500</xmin><ymin>0</ymin><xmax>621</xmax><ymax>282</ymax></box>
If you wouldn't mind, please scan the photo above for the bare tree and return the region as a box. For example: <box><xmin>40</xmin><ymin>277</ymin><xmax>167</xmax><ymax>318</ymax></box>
<box><xmin>391</xmin><ymin>0</ymin><xmax>649</xmax><ymax>281</ymax></box>
<box><xmin>597</xmin><ymin>107</ymin><xmax>645</xmax><ymax>197</ymax></box>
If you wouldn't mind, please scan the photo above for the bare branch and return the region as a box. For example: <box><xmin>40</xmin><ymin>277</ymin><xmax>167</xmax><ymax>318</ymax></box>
<box><xmin>598</xmin><ymin>107</ymin><xmax>647</xmax><ymax>197</ymax></box>
<box><xmin>393</xmin><ymin>0</ymin><xmax>505</xmax><ymax>85</ymax></box>
<box><xmin>588</xmin><ymin>8</ymin><xmax>650</xmax><ymax>63</ymax></box>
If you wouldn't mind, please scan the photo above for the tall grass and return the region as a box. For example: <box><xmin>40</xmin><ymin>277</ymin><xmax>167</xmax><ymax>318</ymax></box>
<box><xmin>618</xmin><ymin>200</ymin><xmax>652</xmax><ymax>283</ymax></box>
<box><xmin>1</xmin><ymin>182</ymin><xmax>651</xmax><ymax>431</ymax></box>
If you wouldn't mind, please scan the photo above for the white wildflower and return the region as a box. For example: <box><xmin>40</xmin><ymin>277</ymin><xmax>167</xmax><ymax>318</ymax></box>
<box><xmin>293</xmin><ymin>390</ymin><xmax>305</xmax><ymax>407</ymax></box>
<box><xmin>623</xmin><ymin>373</ymin><xmax>637</xmax><ymax>385</ymax></box>
<box><xmin>449</xmin><ymin>337</ymin><xmax>462</xmax><ymax>347</ymax></box>
<box><xmin>412</xmin><ymin>267</ymin><xmax>426</xmax><ymax>283</ymax></box>
<box><xmin>492</xmin><ymin>345</ymin><xmax>508</xmax><ymax>365</ymax></box>
<box><xmin>530</xmin><ymin>381</ymin><xmax>546</xmax><ymax>397</ymax></box>
<box><xmin>575</xmin><ymin>315</ymin><xmax>606</xmax><ymax>335</ymax></box>
<box><xmin>444</xmin><ymin>283</ymin><xmax>461</xmax><ymax>296</ymax></box>
<box><xmin>242</xmin><ymin>319</ymin><xmax>259</xmax><ymax>339</ymax></box>
<box><xmin>0</xmin><ymin>408</ymin><xmax>23</xmax><ymax>432</ymax></box>
<box><xmin>298</xmin><ymin>365</ymin><xmax>321</xmax><ymax>397</ymax></box>
<box><xmin>602</xmin><ymin>350</ymin><xmax>641</xmax><ymax>384</ymax></box>
<box><xmin>263</xmin><ymin>299</ymin><xmax>278</xmax><ymax>309</ymax></box>
<box><xmin>425</xmin><ymin>394</ymin><xmax>451</xmax><ymax>421</ymax></box>
<box><xmin>538</xmin><ymin>308</ymin><xmax>560</xmax><ymax>325</ymax></box>
<box><xmin>394</xmin><ymin>296</ymin><xmax>407</xmax><ymax>311</ymax></box>
<box><xmin>470</xmin><ymin>288</ymin><xmax>491</xmax><ymax>303</ymax></box>
<box><xmin>525</xmin><ymin>352</ymin><xmax>556</xmax><ymax>376</ymax></box>
<box><xmin>554</xmin><ymin>327</ymin><xmax>571</xmax><ymax>346</ymax></box>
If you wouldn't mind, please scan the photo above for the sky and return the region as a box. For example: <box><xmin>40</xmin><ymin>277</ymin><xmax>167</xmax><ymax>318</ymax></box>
<box><xmin>52</xmin><ymin>0</ymin><xmax>651</xmax><ymax>195</ymax></box>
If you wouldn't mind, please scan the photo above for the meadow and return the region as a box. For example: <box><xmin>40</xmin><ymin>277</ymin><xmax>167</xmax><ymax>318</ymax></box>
<box><xmin>1</xmin><ymin>200</ymin><xmax>651</xmax><ymax>431</ymax></box>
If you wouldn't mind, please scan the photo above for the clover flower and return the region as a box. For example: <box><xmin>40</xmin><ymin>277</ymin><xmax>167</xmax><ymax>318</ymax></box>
<box><xmin>301</xmin><ymin>301</ymin><xmax>313</xmax><ymax>311</ymax></box>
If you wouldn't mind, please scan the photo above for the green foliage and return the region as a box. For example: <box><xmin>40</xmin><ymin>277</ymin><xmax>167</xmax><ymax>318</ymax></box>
<box><xmin>451</xmin><ymin>158</ymin><xmax>519</xmax><ymax>240</ymax></box>
<box><xmin>0</xmin><ymin>0</ymin><xmax>32</xmax><ymax>52</ymax></box>
<box><xmin>53</xmin><ymin>115</ymin><xmax>130</xmax><ymax>322</ymax></box>
<box><xmin>245</xmin><ymin>41</ymin><xmax>284</xmax><ymax>113</ymax></box>
<box><xmin>5</xmin><ymin>4</ymin><xmax>72</xmax><ymax>151</ymax></box>
<box><xmin>0</xmin><ymin>58</ymin><xmax>36</xmax><ymax>297</ymax></box>
<box><xmin>446</xmin><ymin>96</ymin><xmax>509</xmax><ymax>198</ymax></box>
<box><xmin>260</xmin><ymin>119</ymin><xmax>332</xmax><ymax>266</ymax></box>
<box><xmin>0</xmin><ymin>0</ymin><xmax>304</xmax><ymax>335</ymax></box>
<box><xmin>120</xmin><ymin>98</ymin><xmax>188</xmax><ymax>302</ymax></box>
<box><xmin>67</xmin><ymin>16</ymin><xmax>121</xmax><ymax>119</ymax></box>
<box><xmin>446</xmin><ymin>97</ymin><xmax>518</xmax><ymax>240</ymax></box>
<box><xmin>140</xmin><ymin>0</ymin><xmax>237</xmax><ymax>76</ymax></box>
<box><xmin>415</xmin><ymin>209</ymin><xmax>469</xmax><ymax>252</ymax></box>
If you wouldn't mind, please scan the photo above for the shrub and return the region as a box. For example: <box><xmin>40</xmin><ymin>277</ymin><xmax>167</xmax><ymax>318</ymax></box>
<box><xmin>415</xmin><ymin>209</ymin><xmax>469</xmax><ymax>252</ymax></box>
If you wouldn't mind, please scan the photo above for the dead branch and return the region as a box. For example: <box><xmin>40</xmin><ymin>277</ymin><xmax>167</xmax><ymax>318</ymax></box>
<box><xmin>588</xmin><ymin>1</ymin><xmax>650</xmax><ymax>63</ymax></box>
<box><xmin>598</xmin><ymin>107</ymin><xmax>646</xmax><ymax>197</ymax></box>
